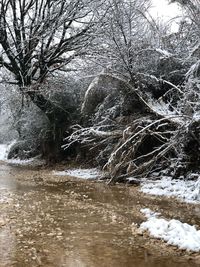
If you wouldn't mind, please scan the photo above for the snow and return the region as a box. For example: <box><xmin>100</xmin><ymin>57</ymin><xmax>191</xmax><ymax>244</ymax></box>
<box><xmin>0</xmin><ymin>141</ymin><xmax>45</xmax><ymax>166</ymax></box>
<box><xmin>149</xmin><ymin>100</ymin><xmax>175</xmax><ymax>116</ymax></box>
<box><xmin>150</xmin><ymin>0</ymin><xmax>182</xmax><ymax>32</ymax></box>
<box><xmin>53</xmin><ymin>168</ymin><xmax>101</xmax><ymax>180</ymax></box>
<box><xmin>148</xmin><ymin>100</ymin><xmax>185</xmax><ymax>125</ymax></box>
<box><xmin>155</xmin><ymin>48</ymin><xmax>173</xmax><ymax>58</ymax></box>
<box><xmin>5</xmin><ymin>141</ymin><xmax>44</xmax><ymax>166</ymax></box>
<box><xmin>6</xmin><ymin>155</ymin><xmax>46</xmax><ymax>166</ymax></box>
<box><xmin>141</xmin><ymin>176</ymin><xmax>200</xmax><ymax>203</ymax></box>
<box><xmin>140</xmin><ymin>208</ymin><xmax>200</xmax><ymax>252</ymax></box>
<box><xmin>140</xmin><ymin>208</ymin><xmax>160</xmax><ymax>218</ymax></box>
<box><xmin>0</xmin><ymin>144</ymin><xmax>8</xmax><ymax>160</ymax></box>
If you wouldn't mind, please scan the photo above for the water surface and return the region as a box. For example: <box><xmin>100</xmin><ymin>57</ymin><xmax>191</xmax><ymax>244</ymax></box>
<box><xmin>0</xmin><ymin>163</ymin><xmax>199</xmax><ymax>267</ymax></box>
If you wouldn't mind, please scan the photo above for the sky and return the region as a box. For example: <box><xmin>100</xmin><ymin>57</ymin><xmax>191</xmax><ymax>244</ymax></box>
<box><xmin>150</xmin><ymin>0</ymin><xmax>182</xmax><ymax>31</ymax></box>
<box><xmin>150</xmin><ymin>0</ymin><xmax>182</xmax><ymax>19</ymax></box>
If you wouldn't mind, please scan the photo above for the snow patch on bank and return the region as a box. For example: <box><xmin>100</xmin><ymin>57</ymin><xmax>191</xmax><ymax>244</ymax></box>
<box><xmin>6</xmin><ymin>156</ymin><xmax>45</xmax><ymax>166</ymax></box>
<box><xmin>140</xmin><ymin>208</ymin><xmax>200</xmax><ymax>252</ymax></box>
<box><xmin>141</xmin><ymin>177</ymin><xmax>200</xmax><ymax>203</ymax></box>
<box><xmin>53</xmin><ymin>168</ymin><xmax>101</xmax><ymax>180</ymax></box>
<box><xmin>0</xmin><ymin>144</ymin><xmax>9</xmax><ymax>160</ymax></box>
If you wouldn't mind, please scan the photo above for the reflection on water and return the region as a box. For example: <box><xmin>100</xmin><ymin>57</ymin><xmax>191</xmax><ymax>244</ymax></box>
<box><xmin>0</xmin><ymin>227</ymin><xmax>16</xmax><ymax>266</ymax></box>
<box><xmin>0</xmin><ymin>164</ymin><xmax>16</xmax><ymax>190</ymax></box>
<box><xmin>0</xmin><ymin>163</ymin><xmax>199</xmax><ymax>267</ymax></box>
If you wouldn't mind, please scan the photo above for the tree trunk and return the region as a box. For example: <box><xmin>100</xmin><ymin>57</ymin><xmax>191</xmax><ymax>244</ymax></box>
<box><xmin>41</xmin><ymin>123</ymin><xmax>67</xmax><ymax>164</ymax></box>
<box><xmin>27</xmin><ymin>90</ymin><xmax>71</xmax><ymax>163</ymax></box>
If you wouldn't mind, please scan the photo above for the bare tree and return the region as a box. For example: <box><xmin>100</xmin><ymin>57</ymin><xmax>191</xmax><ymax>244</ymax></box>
<box><xmin>170</xmin><ymin>0</ymin><xmax>200</xmax><ymax>27</ymax></box>
<box><xmin>0</xmin><ymin>0</ymin><xmax>99</xmax><ymax>158</ymax></box>
<box><xmin>91</xmin><ymin>0</ymin><xmax>162</xmax><ymax>80</ymax></box>
<box><xmin>169</xmin><ymin>0</ymin><xmax>200</xmax><ymax>58</ymax></box>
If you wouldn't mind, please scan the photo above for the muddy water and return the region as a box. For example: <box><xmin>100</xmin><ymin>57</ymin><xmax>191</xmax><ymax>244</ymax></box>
<box><xmin>0</xmin><ymin>163</ymin><xmax>199</xmax><ymax>267</ymax></box>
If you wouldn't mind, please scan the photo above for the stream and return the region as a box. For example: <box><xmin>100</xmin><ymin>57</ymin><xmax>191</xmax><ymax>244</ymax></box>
<box><xmin>0</xmin><ymin>162</ymin><xmax>199</xmax><ymax>267</ymax></box>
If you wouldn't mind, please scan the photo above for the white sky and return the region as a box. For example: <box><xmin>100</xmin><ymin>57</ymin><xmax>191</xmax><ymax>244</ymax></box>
<box><xmin>150</xmin><ymin>0</ymin><xmax>182</xmax><ymax>31</ymax></box>
<box><xmin>150</xmin><ymin>0</ymin><xmax>182</xmax><ymax>19</ymax></box>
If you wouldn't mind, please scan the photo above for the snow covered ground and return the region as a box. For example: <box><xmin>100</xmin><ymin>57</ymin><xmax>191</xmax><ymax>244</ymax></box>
<box><xmin>6</xmin><ymin>157</ymin><xmax>43</xmax><ymax>165</ymax></box>
<box><xmin>0</xmin><ymin>143</ymin><xmax>45</xmax><ymax>166</ymax></box>
<box><xmin>141</xmin><ymin>176</ymin><xmax>200</xmax><ymax>203</ymax></box>
<box><xmin>140</xmin><ymin>208</ymin><xmax>200</xmax><ymax>252</ymax></box>
<box><xmin>53</xmin><ymin>168</ymin><xmax>102</xmax><ymax>180</ymax></box>
<box><xmin>0</xmin><ymin>144</ymin><xmax>8</xmax><ymax>161</ymax></box>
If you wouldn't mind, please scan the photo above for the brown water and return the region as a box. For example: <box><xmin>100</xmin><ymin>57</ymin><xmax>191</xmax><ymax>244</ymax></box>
<box><xmin>0</xmin><ymin>163</ymin><xmax>199</xmax><ymax>267</ymax></box>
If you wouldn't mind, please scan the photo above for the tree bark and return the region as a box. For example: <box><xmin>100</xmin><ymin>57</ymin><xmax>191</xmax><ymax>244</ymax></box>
<box><xmin>26</xmin><ymin>89</ymin><xmax>71</xmax><ymax>162</ymax></box>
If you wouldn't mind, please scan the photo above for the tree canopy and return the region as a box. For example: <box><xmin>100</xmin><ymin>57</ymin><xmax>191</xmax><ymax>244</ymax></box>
<box><xmin>0</xmin><ymin>0</ymin><xmax>96</xmax><ymax>86</ymax></box>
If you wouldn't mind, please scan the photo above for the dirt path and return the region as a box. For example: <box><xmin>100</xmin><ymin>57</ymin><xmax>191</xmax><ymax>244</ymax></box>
<box><xmin>0</xmin><ymin>162</ymin><xmax>199</xmax><ymax>267</ymax></box>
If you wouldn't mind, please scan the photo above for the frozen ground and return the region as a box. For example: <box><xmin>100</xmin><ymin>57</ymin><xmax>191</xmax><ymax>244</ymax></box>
<box><xmin>53</xmin><ymin>168</ymin><xmax>102</xmax><ymax>179</ymax></box>
<box><xmin>140</xmin><ymin>208</ymin><xmax>200</xmax><ymax>252</ymax></box>
<box><xmin>141</xmin><ymin>176</ymin><xmax>200</xmax><ymax>203</ymax></box>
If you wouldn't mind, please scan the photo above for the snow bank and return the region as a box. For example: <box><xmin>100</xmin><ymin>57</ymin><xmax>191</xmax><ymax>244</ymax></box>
<box><xmin>140</xmin><ymin>208</ymin><xmax>200</xmax><ymax>252</ymax></box>
<box><xmin>7</xmin><ymin>158</ymin><xmax>35</xmax><ymax>165</ymax></box>
<box><xmin>53</xmin><ymin>168</ymin><xmax>101</xmax><ymax>180</ymax></box>
<box><xmin>6</xmin><ymin>155</ymin><xmax>45</xmax><ymax>166</ymax></box>
<box><xmin>0</xmin><ymin>144</ymin><xmax>8</xmax><ymax>160</ymax></box>
<box><xmin>0</xmin><ymin>141</ymin><xmax>45</xmax><ymax>166</ymax></box>
<box><xmin>141</xmin><ymin>177</ymin><xmax>200</xmax><ymax>203</ymax></box>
